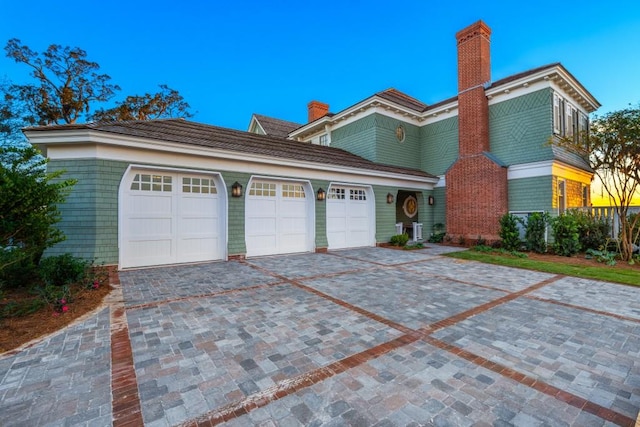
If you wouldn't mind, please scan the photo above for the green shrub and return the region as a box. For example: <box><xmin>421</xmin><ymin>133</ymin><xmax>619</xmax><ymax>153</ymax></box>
<box><xmin>585</xmin><ymin>248</ymin><xmax>617</xmax><ymax>266</ymax></box>
<box><xmin>551</xmin><ymin>213</ymin><xmax>581</xmax><ymax>256</ymax></box>
<box><xmin>0</xmin><ymin>246</ymin><xmax>38</xmax><ymax>288</ymax></box>
<box><xmin>524</xmin><ymin>212</ymin><xmax>549</xmax><ymax>253</ymax></box>
<box><xmin>428</xmin><ymin>223</ymin><xmax>446</xmax><ymax>243</ymax></box>
<box><xmin>571</xmin><ymin>210</ymin><xmax>610</xmax><ymax>251</ymax></box>
<box><xmin>499</xmin><ymin>213</ymin><xmax>523</xmax><ymax>252</ymax></box>
<box><xmin>390</xmin><ymin>233</ymin><xmax>409</xmax><ymax>247</ymax></box>
<box><xmin>38</xmin><ymin>254</ymin><xmax>89</xmax><ymax>287</ymax></box>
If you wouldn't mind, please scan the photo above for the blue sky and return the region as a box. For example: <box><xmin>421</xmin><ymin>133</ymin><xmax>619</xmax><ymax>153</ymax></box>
<box><xmin>1</xmin><ymin>0</ymin><xmax>639</xmax><ymax>131</ymax></box>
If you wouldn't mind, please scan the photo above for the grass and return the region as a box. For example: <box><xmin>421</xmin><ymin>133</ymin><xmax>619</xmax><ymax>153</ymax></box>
<box><xmin>444</xmin><ymin>250</ymin><xmax>640</xmax><ymax>287</ymax></box>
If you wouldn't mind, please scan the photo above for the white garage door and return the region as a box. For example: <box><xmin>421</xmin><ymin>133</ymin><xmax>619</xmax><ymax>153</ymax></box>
<box><xmin>327</xmin><ymin>186</ymin><xmax>374</xmax><ymax>249</ymax></box>
<box><xmin>245</xmin><ymin>180</ymin><xmax>312</xmax><ymax>257</ymax></box>
<box><xmin>120</xmin><ymin>170</ymin><xmax>225</xmax><ymax>268</ymax></box>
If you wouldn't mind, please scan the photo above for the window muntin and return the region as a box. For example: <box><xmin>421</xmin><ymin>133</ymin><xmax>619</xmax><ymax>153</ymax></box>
<box><xmin>350</xmin><ymin>189</ymin><xmax>367</xmax><ymax>201</ymax></box>
<box><xmin>328</xmin><ymin>188</ymin><xmax>345</xmax><ymax>200</ymax></box>
<box><xmin>182</xmin><ymin>177</ymin><xmax>217</xmax><ymax>194</ymax></box>
<box><xmin>553</xmin><ymin>92</ymin><xmax>586</xmax><ymax>142</ymax></box>
<box><xmin>319</xmin><ymin>134</ymin><xmax>329</xmax><ymax>146</ymax></box>
<box><xmin>558</xmin><ymin>179</ymin><xmax>566</xmax><ymax>214</ymax></box>
<box><xmin>582</xmin><ymin>184</ymin><xmax>589</xmax><ymax>207</ymax></box>
<box><xmin>282</xmin><ymin>184</ymin><xmax>305</xmax><ymax>198</ymax></box>
<box><xmin>130</xmin><ymin>174</ymin><xmax>172</xmax><ymax>192</ymax></box>
<box><xmin>249</xmin><ymin>181</ymin><xmax>276</xmax><ymax>197</ymax></box>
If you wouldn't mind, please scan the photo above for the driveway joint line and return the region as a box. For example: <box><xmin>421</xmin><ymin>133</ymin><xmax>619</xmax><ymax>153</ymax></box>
<box><xmin>124</xmin><ymin>281</ymin><xmax>287</xmax><ymax>311</ymax></box>
<box><xmin>525</xmin><ymin>294</ymin><xmax>640</xmax><ymax>323</ymax></box>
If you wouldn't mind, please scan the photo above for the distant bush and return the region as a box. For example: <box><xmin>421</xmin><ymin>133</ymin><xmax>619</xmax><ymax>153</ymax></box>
<box><xmin>38</xmin><ymin>254</ymin><xmax>89</xmax><ymax>287</ymax></box>
<box><xmin>524</xmin><ymin>212</ymin><xmax>549</xmax><ymax>254</ymax></box>
<box><xmin>551</xmin><ymin>213</ymin><xmax>581</xmax><ymax>256</ymax></box>
<box><xmin>390</xmin><ymin>233</ymin><xmax>409</xmax><ymax>247</ymax></box>
<box><xmin>428</xmin><ymin>223</ymin><xmax>446</xmax><ymax>243</ymax></box>
<box><xmin>499</xmin><ymin>213</ymin><xmax>523</xmax><ymax>252</ymax></box>
<box><xmin>572</xmin><ymin>210</ymin><xmax>610</xmax><ymax>251</ymax></box>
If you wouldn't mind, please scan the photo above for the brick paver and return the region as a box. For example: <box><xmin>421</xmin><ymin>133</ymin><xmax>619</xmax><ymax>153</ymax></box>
<box><xmin>1</xmin><ymin>244</ymin><xmax>638</xmax><ymax>426</ymax></box>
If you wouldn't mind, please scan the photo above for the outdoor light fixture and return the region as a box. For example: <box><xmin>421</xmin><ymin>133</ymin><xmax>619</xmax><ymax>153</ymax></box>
<box><xmin>231</xmin><ymin>181</ymin><xmax>243</xmax><ymax>198</ymax></box>
<box><xmin>387</xmin><ymin>193</ymin><xmax>394</xmax><ymax>204</ymax></box>
<box><xmin>428</xmin><ymin>195</ymin><xmax>435</xmax><ymax>206</ymax></box>
<box><xmin>317</xmin><ymin>188</ymin><xmax>326</xmax><ymax>201</ymax></box>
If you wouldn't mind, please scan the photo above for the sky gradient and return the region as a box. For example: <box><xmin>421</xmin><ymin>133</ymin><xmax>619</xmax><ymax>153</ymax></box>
<box><xmin>2</xmin><ymin>0</ymin><xmax>639</xmax><ymax>132</ymax></box>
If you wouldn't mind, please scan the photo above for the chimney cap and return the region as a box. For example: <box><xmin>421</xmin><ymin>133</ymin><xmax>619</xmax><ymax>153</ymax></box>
<box><xmin>456</xmin><ymin>20</ymin><xmax>491</xmax><ymax>44</ymax></box>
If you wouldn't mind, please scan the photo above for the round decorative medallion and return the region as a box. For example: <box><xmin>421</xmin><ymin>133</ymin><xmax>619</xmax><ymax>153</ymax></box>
<box><xmin>403</xmin><ymin>195</ymin><xmax>418</xmax><ymax>218</ymax></box>
<box><xmin>395</xmin><ymin>125</ymin><xmax>405</xmax><ymax>142</ymax></box>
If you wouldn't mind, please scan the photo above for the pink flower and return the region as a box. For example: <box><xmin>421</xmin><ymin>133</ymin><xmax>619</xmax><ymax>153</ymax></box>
<box><xmin>53</xmin><ymin>312</ymin><xmax>59</xmax><ymax>317</ymax></box>
<box><xmin>92</xmin><ymin>283</ymin><xmax>99</xmax><ymax>289</ymax></box>
<box><xmin>61</xmin><ymin>306</ymin><xmax>69</xmax><ymax>313</ymax></box>
<box><xmin>60</xmin><ymin>299</ymin><xmax>66</xmax><ymax>305</ymax></box>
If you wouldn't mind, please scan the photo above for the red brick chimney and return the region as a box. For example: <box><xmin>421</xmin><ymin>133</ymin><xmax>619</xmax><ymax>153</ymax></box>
<box><xmin>307</xmin><ymin>100</ymin><xmax>329</xmax><ymax>122</ymax></box>
<box><xmin>445</xmin><ymin>20</ymin><xmax>508</xmax><ymax>242</ymax></box>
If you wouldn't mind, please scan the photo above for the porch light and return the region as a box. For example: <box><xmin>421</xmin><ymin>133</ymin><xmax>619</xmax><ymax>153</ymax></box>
<box><xmin>231</xmin><ymin>181</ymin><xmax>243</xmax><ymax>197</ymax></box>
<box><xmin>387</xmin><ymin>193</ymin><xmax>394</xmax><ymax>204</ymax></box>
<box><xmin>428</xmin><ymin>195</ymin><xmax>435</xmax><ymax>206</ymax></box>
<box><xmin>317</xmin><ymin>188</ymin><xmax>326</xmax><ymax>201</ymax></box>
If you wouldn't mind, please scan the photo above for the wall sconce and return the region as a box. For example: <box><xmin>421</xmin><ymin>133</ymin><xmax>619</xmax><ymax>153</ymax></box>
<box><xmin>231</xmin><ymin>181</ymin><xmax>243</xmax><ymax>198</ymax></box>
<box><xmin>387</xmin><ymin>193</ymin><xmax>394</xmax><ymax>204</ymax></box>
<box><xmin>428</xmin><ymin>195</ymin><xmax>435</xmax><ymax>206</ymax></box>
<box><xmin>317</xmin><ymin>188</ymin><xmax>326</xmax><ymax>201</ymax></box>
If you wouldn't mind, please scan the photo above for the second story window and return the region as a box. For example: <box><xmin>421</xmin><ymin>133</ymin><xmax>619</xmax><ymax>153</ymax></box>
<box><xmin>554</xmin><ymin>92</ymin><xmax>588</xmax><ymax>142</ymax></box>
<box><xmin>319</xmin><ymin>134</ymin><xmax>328</xmax><ymax>146</ymax></box>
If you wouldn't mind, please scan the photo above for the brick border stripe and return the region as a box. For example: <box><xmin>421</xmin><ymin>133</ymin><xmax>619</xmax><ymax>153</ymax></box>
<box><xmin>109</xmin><ymin>284</ymin><xmax>144</xmax><ymax>426</ymax></box>
<box><xmin>526</xmin><ymin>295</ymin><xmax>640</xmax><ymax>324</ymax></box>
<box><xmin>423</xmin><ymin>335</ymin><xmax>636</xmax><ymax>427</ymax></box>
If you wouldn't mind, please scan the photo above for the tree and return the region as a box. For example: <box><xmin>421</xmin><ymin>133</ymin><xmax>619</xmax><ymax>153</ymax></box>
<box><xmin>92</xmin><ymin>84</ymin><xmax>194</xmax><ymax>122</ymax></box>
<box><xmin>1</xmin><ymin>145</ymin><xmax>76</xmax><ymax>286</ymax></box>
<box><xmin>558</xmin><ymin>104</ymin><xmax>640</xmax><ymax>261</ymax></box>
<box><xmin>4</xmin><ymin>38</ymin><xmax>120</xmax><ymax>126</ymax></box>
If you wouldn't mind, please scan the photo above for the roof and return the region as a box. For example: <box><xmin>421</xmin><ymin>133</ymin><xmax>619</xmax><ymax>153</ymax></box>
<box><xmin>251</xmin><ymin>114</ymin><xmax>302</xmax><ymax>137</ymax></box>
<box><xmin>552</xmin><ymin>145</ymin><xmax>592</xmax><ymax>172</ymax></box>
<box><xmin>27</xmin><ymin>119</ymin><xmax>435</xmax><ymax>179</ymax></box>
<box><xmin>376</xmin><ymin>88</ymin><xmax>428</xmax><ymax>112</ymax></box>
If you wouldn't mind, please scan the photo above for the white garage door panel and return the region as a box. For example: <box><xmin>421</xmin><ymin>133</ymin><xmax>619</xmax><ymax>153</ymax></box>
<box><xmin>327</xmin><ymin>186</ymin><xmax>373</xmax><ymax>250</ymax></box>
<box><xmin>246</xmin><ymin>180</ymin><xmax>311</xmax><ymax>257</ymax></box>
<box><xmin>121</xmin><ymin>171</ymin><xmax>224</xmax><ymax>268</ymax></box>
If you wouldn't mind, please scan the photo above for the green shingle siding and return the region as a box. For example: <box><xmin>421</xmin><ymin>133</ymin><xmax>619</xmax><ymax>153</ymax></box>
<box><xmin>47</xmin><ymin>159</ymin><xmax>127</xmax><ymax>265</ymax></box>
<box><xmin>489</xmin><ymin>88</ymin><xmax>554</xmax><ymax>166</ymax></box>
<box><xmin>220</xmin><ymin>172</ymin><xmax>250</xmax><ymax>256</ymax></box>
<box><xmin>331</xmin><ymin>115</ymin><xmax>377</xmax><ymax>162</ymax></box>
<box><xmin>373</xmin><ymin>186</ymin><xmax>398</xmax><ymax>243</ymax></box>
<box><xmin>508</xmin><ymin>176</ymin><xmax>553</xmax><ymax>213</ymax></box>
<box><xmin>421</xmin><ymin>116</ymin><xmax>459</xmax><ymax>176</ymax></box>
<box><xmin>372</xmin><ymin>115</ymin><xmax>421</xmax><ymax>169</ymax></box>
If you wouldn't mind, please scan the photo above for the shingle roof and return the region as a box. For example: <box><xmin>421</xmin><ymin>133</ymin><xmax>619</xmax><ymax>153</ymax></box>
<box><xmin>552</xmin><ymin>145</ymin><xmax>592</xmax><ymax>172</ymax></box>
<box><xmin>251</xmin><ymin>114</ymin><xmax>302</xmax><ymax>137</ymax></box>
<box><xmin>27</xmin><ymin>119</ymin><xmax>434</xmax><ymax>179</ymax></box>
<box><xmin>376</xmin><ymin>88</ymin><xmax>428</xmax><ymax>112</ymax></box>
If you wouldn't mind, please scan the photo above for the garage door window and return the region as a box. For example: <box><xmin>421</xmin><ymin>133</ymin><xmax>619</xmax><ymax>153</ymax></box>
<box><xmin>130</xmin><ymin>173</ymin><xmax>172</xmax><ymax>192</ymax></box>
<box><xmin>350</xmin><ymin>189</ymin><xmax>366</xmax><ymax>200</ymax></box>
<box><xmin>182</xmin><ymin>177</ymin><xmax>217</xmax><ymax>194</ymax></box>
<box><xmin>329</xmin><ymin>188</ymin><xmax>345</xmax><ymax>199</ymax></box>
<box><xmin>282</xmin><ymin>184</ymin><xmax>305</xmax><ymax>198</ymax></box>
<box><xmin>249</xmin><ymin>182</ymin><xmax>276</xmax><ymax>197</ymax></box>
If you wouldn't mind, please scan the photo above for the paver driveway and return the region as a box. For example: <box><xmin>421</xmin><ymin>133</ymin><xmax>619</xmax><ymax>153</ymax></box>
<box><xmin>1</xmin><ymin>245</ymin><xmax>639</xmax><ymax>426</ymax></box>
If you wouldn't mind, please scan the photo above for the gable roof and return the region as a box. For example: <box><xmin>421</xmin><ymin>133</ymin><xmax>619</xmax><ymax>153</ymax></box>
<box><xmin>26</xmin><ymin>119</ymin><xmax>435</xmax><ymax>179</ymax></box>
<box><xmin>376</xmin><ymin>88</ymin><xmax>428</xmax><ymax>112</ymax></box>
<box><xmin>249</xmin><ymin>114</ymin><xmax>302</xmax><ymax>137</ymax></box>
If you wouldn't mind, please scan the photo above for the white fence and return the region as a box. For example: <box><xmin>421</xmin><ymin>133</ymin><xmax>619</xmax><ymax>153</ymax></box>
<box><xmin>585</xmin><ymin>206</ymin><xmax>640</xmax><ymax>238</ymax></box>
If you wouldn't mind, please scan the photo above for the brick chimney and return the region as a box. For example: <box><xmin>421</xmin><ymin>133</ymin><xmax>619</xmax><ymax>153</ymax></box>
<box><xmin>456</xmin><ymin>20</ymin><xmax>491</xmax><ymax>155</ymax></box>
<box><xmin>307</xmin><ymin>100</ymin><xmax>329</xmax><ymax>122</ymax></box>
<box><xmin>445</xmin><ymin>20</ymin><xmax>508</xmax><ymax>242</ymax></box>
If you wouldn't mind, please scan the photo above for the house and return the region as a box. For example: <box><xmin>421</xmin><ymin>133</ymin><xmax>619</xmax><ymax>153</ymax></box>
<box><xmin>25</xmin><ymin>20</ymin><xmax>600</xmax><ymax>270</ymax></box>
